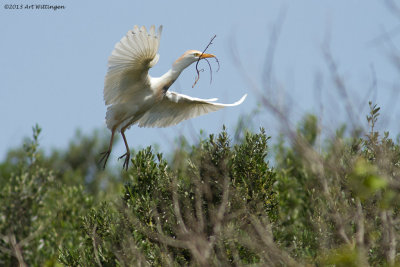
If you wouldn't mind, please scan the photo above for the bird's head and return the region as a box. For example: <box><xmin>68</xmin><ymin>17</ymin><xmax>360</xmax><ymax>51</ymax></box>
<box><xmin>172</xmin><ymin>50</ymin><xmax>215</xmax><ymax>71</ymax></box>
<box><xmin>187</xmin><ymin>50</ymin><xmax>216</xmax><ymax>61</ymax></box>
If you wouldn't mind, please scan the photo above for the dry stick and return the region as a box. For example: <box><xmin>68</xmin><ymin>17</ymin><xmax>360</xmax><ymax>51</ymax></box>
<box><xmin>192</xmin><ymin>35</ymin><xmax>220</xmax><ymax>88</ymax></box>
<box><xmin>121</xmin><ymin>204</ymin><xmax>188</xmax><ymax>250</ymax></box>
<box><xmin>92</xmin><ymin>224</ymin><xmax>103</xmax><ymax>267</ymax></box>
<box><xmin>191</xmin><ymin>165</ymin><xmax>205</xmax><ymax>234</ymax></box>
<box><xmin>249</xmin><ymin>215</ymin><xmax>297</xmax><ymax>266</ymax></box>
<box><xmin>381</xmin><ymin>210</ymin><xmax>396</xmax><ymax>266</ymax></box>
<box><xmin>0</xmin><ymin>225</ymin><xmax>44</xmax><ymax>266</ymax></box>
<box><xmin>171</xmin><ymin>175</ymin><xmax>189</xmax><ymax>235</ymax></box>
<box><xmin>323</xmin><ymin>46</ymin><xmax>358</xmax><ymax>128</ymax></box>
<box><xmin>9</xmin><ymin>234</ymin><xmax>27</xmax><ymax>267</ymax></box>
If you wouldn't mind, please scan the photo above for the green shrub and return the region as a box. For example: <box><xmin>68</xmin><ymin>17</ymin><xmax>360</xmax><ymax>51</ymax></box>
<box><xmin>2</xmin><ymin>104</ymin><xmax>400</xmax><ymax>266</ymax></box>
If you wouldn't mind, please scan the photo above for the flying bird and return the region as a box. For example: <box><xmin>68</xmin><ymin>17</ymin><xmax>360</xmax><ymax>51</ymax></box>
<box><xmin>100</xmin><ymin>25</ymin><xmax>247</xmax><ymax>170</ymax></box>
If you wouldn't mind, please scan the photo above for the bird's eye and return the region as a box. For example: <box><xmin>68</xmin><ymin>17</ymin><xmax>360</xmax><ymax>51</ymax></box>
<box><xmin>194</xmin><ymin>53</ymin><xmax>200</xmax><ymax>57</ymax></box>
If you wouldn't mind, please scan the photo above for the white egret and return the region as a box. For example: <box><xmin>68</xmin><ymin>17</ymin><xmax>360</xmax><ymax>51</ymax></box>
<box><xmin>100</xmin><ymin>25</ymin><xmax>247</xmax><ymax>169</ymax></box>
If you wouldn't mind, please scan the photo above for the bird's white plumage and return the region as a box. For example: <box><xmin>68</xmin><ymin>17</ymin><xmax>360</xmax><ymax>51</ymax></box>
<box><xmin>101</xmin><ymin>24</ymin><xmax>247</xmax><ymax>169</ymax></box>
<box><xmin>136</xmin><ymin>92</ymin><xmax>247</xmax><ymax>128</ymax></box>
<box><xmin>104</xmin><ymin>25</ymin><xmax>246</xmax><ymax>132</ymax></box>
<box><xmin>104</xmin><ymin>25</ymin><xmax>162</xmax><ymax>105</ymax></box>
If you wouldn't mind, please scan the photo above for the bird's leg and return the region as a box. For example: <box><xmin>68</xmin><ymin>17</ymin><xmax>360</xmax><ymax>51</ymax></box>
<box><xmin>99</xmin><ymin>127</ymin><xmax>116</xmax><ymax>169</ymax></box>
<box><xmin>118</xmin><ymin>129</ymin><xmax>130</xmax><ymax>171</ymax></box>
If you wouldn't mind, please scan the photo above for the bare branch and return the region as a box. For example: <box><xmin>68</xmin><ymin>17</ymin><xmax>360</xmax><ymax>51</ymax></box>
<box><xmin>381</xmin><ymin>210</ymin><xmax>396</xmax><ymax>266</ymax></box>
<box><xmin>322</xmin><ymin>45</ymin><xmax>358</xmax><ymax>128</ymax></box>
<box><xmin>190</xmin><ymin>163</ymin><xmax>205</xmax><ymax>234</ymax></box>
<box><xmin>8</xmin><ymin>234</ymin><xmax>27</xmax><ymax>267</ymax></box>
<box><xmin>262</xmin><ymin>7</ymin><xmax>287</xmax><ymax>93</ymax></box>
<box><xmin>91</xmin><ymin>224</ymin><xmax>103</xmax><ymax>267</ymax></box>
<box><xmin>171</xmin><ymin>175</ymin><xmax>189</xmax><ymax>235</ymax></box>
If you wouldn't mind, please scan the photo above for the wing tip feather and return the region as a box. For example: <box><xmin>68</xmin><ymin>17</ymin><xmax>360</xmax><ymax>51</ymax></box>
<box><xmin>235</xmin><ymin>94</ymin><xmax>247</xmax><ymax>105</ymax></box>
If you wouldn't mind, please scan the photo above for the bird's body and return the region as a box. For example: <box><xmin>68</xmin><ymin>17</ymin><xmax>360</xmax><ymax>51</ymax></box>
<box><xmin>100</xmin><ymin>25</ymin><xmax>247</xmax><ymax>169</ymax></box>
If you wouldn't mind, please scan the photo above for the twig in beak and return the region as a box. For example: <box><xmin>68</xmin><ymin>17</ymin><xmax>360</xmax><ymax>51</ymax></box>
<box><xmin>192</xmin><ymin>35</ymin><xmax>220</xmax><ymax>88</ymax></box>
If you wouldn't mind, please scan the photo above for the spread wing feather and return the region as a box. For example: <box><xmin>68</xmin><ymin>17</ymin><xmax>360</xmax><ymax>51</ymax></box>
<box><xmin>136</xmin><ymin>92</ymin><xmax>247</xmax><ymax>128</ymax></box>
<box><xmin>104</xmin><ymin>25</ymin><xmax>163</xmax><ymax>105</ymax></box>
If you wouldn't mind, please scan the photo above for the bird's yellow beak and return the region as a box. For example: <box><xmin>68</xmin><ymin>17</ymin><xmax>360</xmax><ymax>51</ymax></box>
<box><xmin>200</xmin><ymin>53</ymin><xmax>215</xmax><ymax>59</ymax></box>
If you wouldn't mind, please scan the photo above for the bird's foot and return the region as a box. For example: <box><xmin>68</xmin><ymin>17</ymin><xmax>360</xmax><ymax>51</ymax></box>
<box><xmin>99</xmin><ymin>150</ymin><xmax>111</xmax><ymax>169</ymax></box>
<box><xmin>118</xmin><ymin>152</ymin><xmax>130</xmax><ymax>171</ymax></box>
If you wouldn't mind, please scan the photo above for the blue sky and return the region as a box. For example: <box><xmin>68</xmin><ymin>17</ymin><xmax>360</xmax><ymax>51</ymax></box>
<box><xmin>1</xmin><ymin>0</ymin><xmax>399</xmax><ymax>161</ymax></box>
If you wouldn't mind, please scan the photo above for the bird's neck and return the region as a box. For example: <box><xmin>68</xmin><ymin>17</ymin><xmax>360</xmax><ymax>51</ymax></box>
<box><xmin>169</xmin><ymin>57</ymin><xmax>194</xmax><ymax>78</ymax></box>
<box><xmin>163</xmin><ymin>68</ymin><xmax>182</xmax><ymax>82</ymax></box>
<box><xmin>158</xmin><ymin>59</ymin><xmax>193</xmax><ymax>92</ymax></box>
<box><xmin>158</xmin><ymin>60</ymin><xmax>193</xmax><ymax>90</ymax></box>
<box><xmin>152</xmin><ymin>69</ymin><xmax>178</xmax><ymax>94</ymax></box>
<box><xmin>158</xmin><ymin>69</ymin><xmax>180</xmax><ymax>91</ymax></box>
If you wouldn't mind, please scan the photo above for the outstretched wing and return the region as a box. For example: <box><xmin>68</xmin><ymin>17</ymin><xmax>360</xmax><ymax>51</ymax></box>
<box><xmin>104</xmin><ymin>25</ymin><xmax>163</xmax><ymax>105</ymax></box>
<box><xmin>136</xmin><ymin>91</ymin><xmax>247</xmax><ymax>128</ymax></box>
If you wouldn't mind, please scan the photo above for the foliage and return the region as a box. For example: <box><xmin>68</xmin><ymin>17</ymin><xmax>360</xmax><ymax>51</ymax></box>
<box><xmin>1</xmin><ymin>105</ymin><xmax>400</xmax><ymax>266</ymax></box>
<box><xmin>57</xmin><ymin>127</ymin><xmax>278</xmax><ymax>266</ymax></box>
<box><xmin>0</xmin><ymin>125</ymin><xmax>93</xmax><ymax>266</ymax></box>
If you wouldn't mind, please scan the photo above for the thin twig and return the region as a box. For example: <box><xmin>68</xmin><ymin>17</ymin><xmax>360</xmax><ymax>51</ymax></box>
<box><xmin>8</xmin><ymin>234</ymin><xmax>27</xmax><ymax>267</ymax></box>
<box><xmin>323</xmin><ymin>43</ymin><xmax>358</xmax><ymax>128</ymax></box>
<box><xmin>92</xmin><ymin>224</ymin><xmax>103</xmax><ymax>267</ymax></box>
<box><xmin>171</xmin><ymin>175</ymin><xmax>189</xmax><ymax>234</ymax></box>
<box><xmin>191</xmin><ymin>164</ymin><xmax>205</xmax><ymax>234</ymax></box>
<box><xmin>192</xmin><ymin>35</ymin><xmax>220</xmax><ymax>88</ymax></box>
